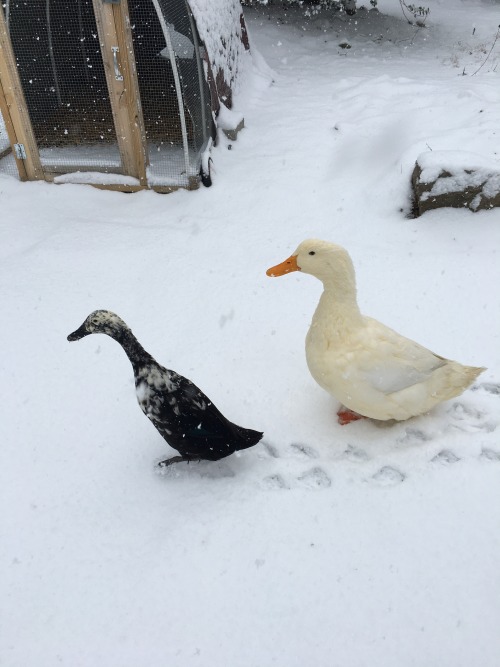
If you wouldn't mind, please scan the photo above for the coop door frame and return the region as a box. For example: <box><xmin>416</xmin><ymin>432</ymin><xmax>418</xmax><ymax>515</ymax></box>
<box><xmin>0</xmin><ymin>8</ymin><xmax>43</xmax><ymax>181</ymax></box>
<box><xmin>0</xmin><ymin>1</ymin><xmax>148</xmax><ymax>185</ymax></box>
<box><xmin>92</xmin><ymin>0</ymin><xmax>148</xmax><ymax>185</ymax></box>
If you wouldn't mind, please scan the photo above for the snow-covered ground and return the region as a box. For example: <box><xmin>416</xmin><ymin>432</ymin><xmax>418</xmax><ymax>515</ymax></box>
<box><xmin>2</xmin><ymin>1</ymin><xmax>500</xmax><ymax>665</ymax></box>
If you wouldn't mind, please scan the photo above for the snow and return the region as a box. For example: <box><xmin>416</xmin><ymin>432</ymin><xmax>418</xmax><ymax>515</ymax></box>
<box><xmin>216</xmin><ymin>102</ymin><xmax>245</xmax><ymax>131</ymax></box>
<box><xmin>189</xmin><ymin>0</ymin><xmax>251</xmax><ymax>100</ymax></box>
<box><xmin>417</xmin><ymin>150</ymin><xmax>500</xmax><ymax>183</ymax></box>
<box><xmin>38</xmin><ymin>144</ymin><xmax>122</xmax><ymax>169</ymax></box>
<box><xmin>1</xmin><ymin>1</ymin><xmax>500</xmax><ymax>666</ymax></box>
<box><xmin>54</xmin><ymin>172</ymin><xmax>140</xmax><ymax>186</ymax></box>
<box><xmin>159</xmin><ymin>26</ymin><xmax>196</xmax><ymax>60</ymax></box>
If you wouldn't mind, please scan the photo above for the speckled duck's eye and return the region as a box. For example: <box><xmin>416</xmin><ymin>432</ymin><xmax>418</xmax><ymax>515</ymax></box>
<box><xmin>309</xmin><ymin>251</ymin><xmax>316</xmax><ymax>256</ymax></box>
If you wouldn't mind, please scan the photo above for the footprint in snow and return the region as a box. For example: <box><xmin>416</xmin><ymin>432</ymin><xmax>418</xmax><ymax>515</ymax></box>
<box><xmin>259</xmin><ymin>440</ymin><xmax>280</xmax><ymax>459</ymax></box>
<box><xmin>261</xmin><ymin>474</ymin><xmax>289</xmax><ymax>490</ymax></box>
<box><xmin>371</xmin><ymin>466</ymin><xmax>405</xmax><ymax>486</ymax></box>
<box><xmin>398</xmin><ymin>427</ymin><xmax>431</xmax><ymax>446</ymax></box>
<box><xmin>343</xmin><ymin>444</ymin><xmax>370</xmax><ymax>462</ymax></box>
<box><xmin>297</xmin><ymin>467</ymin><xmax>332</xmax><ymax>490</ymax></box>
<box><xmin>449</xmin><ymin>401</ymin><xmax>484</xmax><ymax>421</ymax></box>
<box><xmin>480</xmin><ymin>448</ymin><xmax>500</xmax><ymax>462</ymax></box>
<box><xmin>261</xmin><ymin>466</ymin><xmax>331</xmax><ymax>491</ymax></box>
<box><xmin>447</xmin><ymin>402</ymin><xmax>497</xmax><ymax>434</ymax></box>
<box><xmin>289</xmin><ymin>443</ymin><xmax>320</xmax><ymax>459</ymax></box>
<box><xmin>471</xmin><ymin>382</ymin><xmax>500</xmax><ymax>396</ymax></box>
<box><xmin>432</xmin><ymin>449</ymin><xmax>460</xmax><ymax>465</ymax></box>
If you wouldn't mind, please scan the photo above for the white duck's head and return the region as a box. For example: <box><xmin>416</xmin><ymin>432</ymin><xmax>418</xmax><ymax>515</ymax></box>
<box><xmin>67</xmin><ymin>310</ymin><xmax>129</xmax><ymax>342</ymax></box>
<box><xmin>266</xmin><ymin>239</ymin><xmax>357</xmax><ymax>293</ymax></box>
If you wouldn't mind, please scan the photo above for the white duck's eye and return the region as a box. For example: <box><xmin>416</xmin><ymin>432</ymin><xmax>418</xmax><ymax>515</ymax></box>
<box><xmin>309</xmin><ymin>251</ymin><xmax>316</xmax><ymax>256</ymax></box>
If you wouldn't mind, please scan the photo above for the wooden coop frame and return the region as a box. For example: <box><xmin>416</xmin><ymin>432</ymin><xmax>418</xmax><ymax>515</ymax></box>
<box><xmin>0</xmin><ymin>0</ymin><xmax>249</xmax><ymax>192</ymax></box>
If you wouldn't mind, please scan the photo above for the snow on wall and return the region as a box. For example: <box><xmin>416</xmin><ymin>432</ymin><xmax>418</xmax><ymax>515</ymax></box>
<box><xmin>0</xmin><ymin>112</ymin><xmax>9</xmax><ymax>152</ymax></box>
<box><xmin>417</xmin><ymin>150</ymin><xmax>500</xmax><ymax>186</ymax></box>
<box><xmin>417</xmin><ymin>150</ymin><xmax>500</xmax><ymax>205</ymax></box>
<box><xmin>53</xmin><ymin>172</ymin><xmax>140</xmax><ymax>186</ymax></box>
<box><xmin>188</xmin><ymin>0</ymin><xmax>251</xmax><ymax>107</ymax></box>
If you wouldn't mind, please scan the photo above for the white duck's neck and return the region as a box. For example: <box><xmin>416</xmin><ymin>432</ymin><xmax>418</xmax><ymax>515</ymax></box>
<box><xmin>311</xmin><ymin>278</ymin><xmax>363</xmax><ymax>341</ymax></box>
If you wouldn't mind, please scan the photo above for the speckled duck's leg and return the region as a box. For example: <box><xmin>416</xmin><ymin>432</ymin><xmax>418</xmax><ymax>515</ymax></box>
<box><xmin>157</xmin><ymin>455</ymin><xmax>190</xmax><ymax>468</ymax></box>
<box><xmin>337</xmin><ymin>406</ymin><xmax>366</xmax><ymax>426</ymax></box>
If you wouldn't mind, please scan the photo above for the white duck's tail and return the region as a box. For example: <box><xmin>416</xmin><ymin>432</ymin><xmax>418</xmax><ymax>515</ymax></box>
<box><xmin>443</xmin><ymin>363</ymin><xmax>486</xmax><ymax>400</ymax></box>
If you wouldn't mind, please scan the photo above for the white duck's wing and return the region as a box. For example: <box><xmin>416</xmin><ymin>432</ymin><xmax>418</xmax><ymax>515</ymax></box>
<box><xmin>357</xmin><ymin>317</ymin><xmax>448</xmax><ymax>395</ymax></box>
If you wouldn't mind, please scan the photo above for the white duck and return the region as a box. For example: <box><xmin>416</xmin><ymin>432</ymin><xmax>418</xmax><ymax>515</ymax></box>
<box><xmin>266</xmin><ymin>239</ymin><xmax>485</xmax><ymax>424</ymax></box>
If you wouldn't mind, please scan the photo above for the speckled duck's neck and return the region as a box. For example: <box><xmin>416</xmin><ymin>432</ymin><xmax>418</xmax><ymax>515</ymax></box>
<box><xmin>112</xmin><ymin>327</ymin><xmax>154</xmax><ymax>372</ymax></box>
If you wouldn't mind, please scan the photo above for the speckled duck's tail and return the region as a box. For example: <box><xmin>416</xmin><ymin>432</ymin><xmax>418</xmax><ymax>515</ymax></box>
<box><xmin>233</xmin><ymin>425</ymin><xmax>264</xmax><ymax>451</ymax></box>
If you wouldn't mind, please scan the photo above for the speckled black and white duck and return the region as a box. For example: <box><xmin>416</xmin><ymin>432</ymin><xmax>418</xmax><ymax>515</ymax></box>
<box><xmin>67</xmin><ymin>310</ymin><xmax>263</xmax><ymax>468</ymax></box>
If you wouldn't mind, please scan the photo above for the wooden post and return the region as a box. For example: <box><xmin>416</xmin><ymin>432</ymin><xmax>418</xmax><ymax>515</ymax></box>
<box><xmin>113</xmin><ymin>0</ymin><xmax>148</xmax><ymax>186</ymax></box>
<box><xmin>92</xmin><ymin>0</ymin><xmax>147</xmax><ymax>185</ymax></box>
<box><xmin>0</xmin><ymin>9</ymin><xmax>44</xmax><ymax>181</ymax></box>
<box><xmin>0</xmin><ymin>77</ymin><xmax>27</xmax><ymax>179</ymax></box>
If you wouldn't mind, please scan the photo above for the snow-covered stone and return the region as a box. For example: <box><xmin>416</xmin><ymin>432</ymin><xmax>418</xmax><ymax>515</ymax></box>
<box><xmin>217</xmin><ymin>104</ymin><xmax>245</xmax><ymax>140</ymax></box>
<box><xmin>412</xmin><ymin>150</ymin><xmax>500</xmax><ymax>216</ymax></box>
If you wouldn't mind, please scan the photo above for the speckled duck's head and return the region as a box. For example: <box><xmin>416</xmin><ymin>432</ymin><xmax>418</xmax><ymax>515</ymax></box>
<box><xmin>266</xmin><ymin>239</ymin><xmax>357</xmax><ymax>293</ymax></box>
<box><xmin>67</xmin><ymin>310</ymin><xmax>129</xmax><ymax>342</ymax></box>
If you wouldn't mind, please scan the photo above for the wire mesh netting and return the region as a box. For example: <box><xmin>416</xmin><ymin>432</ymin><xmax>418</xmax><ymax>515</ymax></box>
<box><xmin>0</xmin><ymin>108</ymin><xmax>17</xmax><ymax>177</ymax></box>
<box><xmin>0</xmin><ymin>0</ymin><xmax>213</xmax><ymax>187</ymax></box>
<box><xmin>129</xmin><ymin>0</ymin><xmax>212</xmax><ymax>186</ymax></box>
<box><xmin>1</xmin><ymin>0</ymin><xmax>121</xmax><ymax>176</ymax></box>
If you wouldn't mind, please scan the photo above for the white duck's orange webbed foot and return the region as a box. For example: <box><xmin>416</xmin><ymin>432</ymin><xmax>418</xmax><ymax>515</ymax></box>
<box><xmin>337</xmin><ymin>406</ymin><xmax>366</xmax><ymax>426</ymax></box>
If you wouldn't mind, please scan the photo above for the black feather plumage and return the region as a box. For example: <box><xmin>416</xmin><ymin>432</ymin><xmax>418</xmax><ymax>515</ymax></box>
<box><xmin>68</xmin><ymin>310</ymin><xmax>263</xmax><ymax>467</ymax></box>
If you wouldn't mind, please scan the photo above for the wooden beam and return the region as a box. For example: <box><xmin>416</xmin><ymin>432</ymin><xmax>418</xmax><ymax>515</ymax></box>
<box><xmin>113</xmin><ymin>0</ymin><xmax>148</xmax><ymax>186</ymax></box>
<box><xmin>88</xmin><ymin>184</ymin><xmax>181</xmax><ymax>194</ymax></box>
<box><xmin>0</xmin><ymin>77</ymin><xmax>27</xmax><ymax>179</ymax></box>
<box><xmin>0</xmin><ymin>144</ymin><xmax>12</xmax><ymax>161</ymax></box>
<box><xmin>92</xmin><ymin>0</ymin><xmax>147</xmax><ymax>185</ymax></box>
<box><xmin>47</xmin><ymin>181</ymin><xmax>181</xmax><ymax>194</ymax></box>
<box><xmin>0</xmin><ymin>9</ymin><xmax>44</xmax><ymax>181</ymax></box>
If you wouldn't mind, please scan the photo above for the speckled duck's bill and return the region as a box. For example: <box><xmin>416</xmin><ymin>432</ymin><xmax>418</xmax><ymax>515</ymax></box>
<box><xmin>67</xmin><ymin>323</ymin><xmax>89</xmax><ymax>341</ymax></box>
<box><xmin>266</xmin><ymin>254</ymin><xmax>300</xmax><ymax>277</ymax></box>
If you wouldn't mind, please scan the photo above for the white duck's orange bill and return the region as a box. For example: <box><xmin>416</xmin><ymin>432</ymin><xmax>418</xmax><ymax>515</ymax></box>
<box><xmin>266</xmin><ymin>254</ymin><xmax>300</xmax><ymax>277</ymax></box>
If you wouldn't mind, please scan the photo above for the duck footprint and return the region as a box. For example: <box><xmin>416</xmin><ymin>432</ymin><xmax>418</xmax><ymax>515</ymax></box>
<box><xmin>472</xmin><ymin>382</ymin><xmax>500</xmax><ymax>396</ymax></box>
<box><xmin>398</xmin><ymin>428</ymin><xmax>431</xmax><ymax>446</ymax></box>
<box><xmin>297</xmin><ymin>467</ymin><xmax>332</xmax><ymax>490</ymax></box>
<box><xmin>261</xmin><ymin>474</ymin><xmax>289</xmax><ymax>490</ymax></box>
<box><xmin>289</xmin><ymin>443</ymin><xmax>320</xmax><ymax>459</ymax></box>
<box><xmin>480</xmin><ymin>448</ymin><xmax>500</xmax><ymax>462</ymax></box>
<box><xmin>447</xmin><ymin>402</ymin><xmax>496</xmax><ymax>432</ymax></box>
<box><xmin>259</xmin><ymin>440</ymin><xmax>280</xmax><ymax>459</ymax></box>
<box><xmin>343</xmin><ymin>444</ymin><xmax>370</xmax><ymax>462</ymax></box>
<box><xmin>371</xmin><ymin>466</ymin><xmax>406</xmax><ymax>486</ymax></box>
<box><xmin>432</xmin><ymin>450</ymin><xmax>460</xmax><ymax>465</ymax></box>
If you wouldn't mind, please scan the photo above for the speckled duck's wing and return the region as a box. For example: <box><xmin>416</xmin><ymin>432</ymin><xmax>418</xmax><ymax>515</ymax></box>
<box><xmin>172</xmin><ymin>374</ymin><xmax>262</xmax><ymax>454</ymax></box>
<box><xmin>173</xmin><ymin>373</ymin><xmax>231</xmax><ymax>435</ymax></box>
<box><xmin>136</xmin><ymin>367</ymin><xmax>261</xmax><ymax>460</ymax></box>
